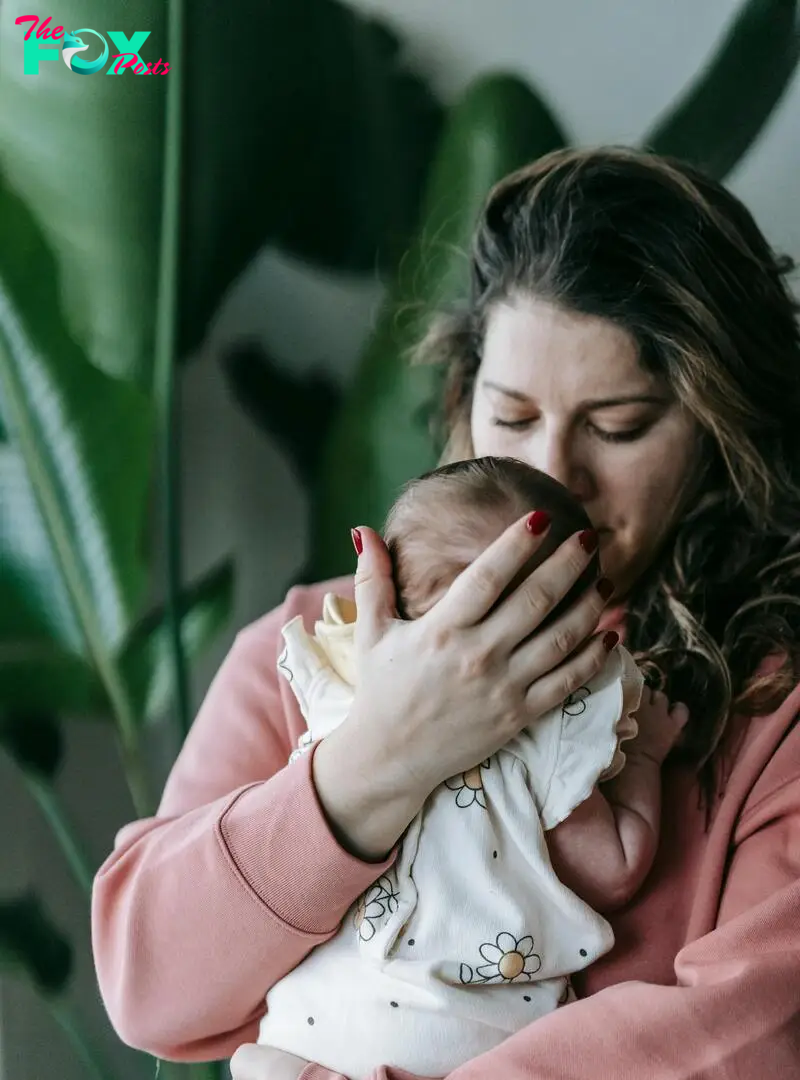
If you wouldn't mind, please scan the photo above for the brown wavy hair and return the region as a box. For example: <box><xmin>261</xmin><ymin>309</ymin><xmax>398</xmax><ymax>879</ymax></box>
<box><xmin>415</xmin><ymin>146</ymin><xmax>800</xmax><ymax>798</ymax></box>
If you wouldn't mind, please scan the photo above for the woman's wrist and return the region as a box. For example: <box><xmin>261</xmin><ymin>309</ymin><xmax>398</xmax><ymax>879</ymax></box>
<box><xmin>311</xmin><ymin>719</ymin><xmax>427</xmax><ymax>862</ymax></box>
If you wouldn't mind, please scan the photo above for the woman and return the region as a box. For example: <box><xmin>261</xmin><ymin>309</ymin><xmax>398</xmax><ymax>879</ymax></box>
<box><xmin>92</xmin><ymin>147</ymin><xmax>800</xmax><ymax>1080</ymax></box>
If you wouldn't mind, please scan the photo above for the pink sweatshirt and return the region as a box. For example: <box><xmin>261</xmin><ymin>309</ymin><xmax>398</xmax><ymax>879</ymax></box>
<box><xmin>92</xmin><ymin>578</ymin><xmax>800</xmax><ymax>1078</ymax></box>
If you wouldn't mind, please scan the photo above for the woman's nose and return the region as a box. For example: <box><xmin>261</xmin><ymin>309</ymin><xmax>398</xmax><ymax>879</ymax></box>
<box><xmin>534</xmin><ymin>436</ymin><xmax>595</xmax><ymax>503</ymax></box>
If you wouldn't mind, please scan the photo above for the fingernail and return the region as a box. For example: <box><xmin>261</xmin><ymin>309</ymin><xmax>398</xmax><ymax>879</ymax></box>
<box><xmin>351</xmin><ymin>527</ymin><xmax>363</xmax><ymax>556</ymax></box>
<box><xmin>596</xmin><ymin>577</ymin><xmax>614</xmax><ymax>601</ymax></box>
<box><xmin>602</xmin><ymin>630</ymin><xmax>619</xmax><ymax>652</ymax></box>
<box><xmin>578</xmin><ymin>528</ymin><xmax>599</xmax><ymax>554</ymax></box>
<box><xmin>526</xmin><ymin>510</ymin><xmax>551</xmax><ymax>535</ymax></box>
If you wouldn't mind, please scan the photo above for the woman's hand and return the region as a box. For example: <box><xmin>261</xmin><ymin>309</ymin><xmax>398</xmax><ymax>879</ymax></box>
<box><xmin>312</xmin><ymin>514</ymin><xmax>615</xmax><ymax>860</ymax></box>
<box><xmin>229</xmin><ymin>1044</ymin><xmax>312</xmax><ymax>1080</ymax></box>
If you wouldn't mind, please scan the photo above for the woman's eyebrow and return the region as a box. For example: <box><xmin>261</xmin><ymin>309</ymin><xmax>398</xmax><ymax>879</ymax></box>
<box><xmin>583</xmin><ymin>394</ymin><xmax>669</xmax><ymax>409</ymax></box>
<box><xmin>482</xmin><ymin>379</ymin><xmax>532</xmax><ymax>402</ymax></box>
<box><xmin>482</xmin><ymin>380</ymin><xmax>667</xmax><ymax>409</ymax></box>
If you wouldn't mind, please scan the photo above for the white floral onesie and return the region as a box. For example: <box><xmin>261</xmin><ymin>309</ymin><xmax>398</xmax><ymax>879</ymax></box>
<box><xmin>258</xmin><ymin>594</ymin><xmax>643</xmax><ymax>1078</ymax></box>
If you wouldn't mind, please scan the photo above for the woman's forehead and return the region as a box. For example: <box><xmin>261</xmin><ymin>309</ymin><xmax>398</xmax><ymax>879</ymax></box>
<box><xmin>480</xmin><ymin>296</ymin><xmax>657</xmax><ymax>401</ymax></box>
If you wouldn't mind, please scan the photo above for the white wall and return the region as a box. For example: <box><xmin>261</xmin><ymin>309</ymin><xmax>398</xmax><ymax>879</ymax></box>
<box><xmin>3</xmin><ymin>1</ymin><xmax>799</xmax><ymax>1077</ymax></box>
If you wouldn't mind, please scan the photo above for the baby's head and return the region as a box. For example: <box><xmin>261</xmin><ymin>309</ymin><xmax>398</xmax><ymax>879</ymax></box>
<box><xmin>384</xmin><ymin>457</ymin><xmax>601</xmax><ymax>621</ymax></box>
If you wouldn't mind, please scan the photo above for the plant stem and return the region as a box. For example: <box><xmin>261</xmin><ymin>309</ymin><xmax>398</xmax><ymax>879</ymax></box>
<box><xmin>154</xmin><ymin>0</ymin><xmax>191</xmax><ymax>742</ymax></box>
<box><xmin>27</xmin><ymin>775</ymin><xmax>95</xmax><ymax>897</ymax></box>
<box><xmin>119</xmin><ymin>733</ymin><xmax>156</xmax><ymax>819</ymax></box>
<box><xmin>49</xmin><ymin>998</ymin><xmax>117</xmax><ymax>1080</ymax></box>
<box><xmin>90</xmin><ymin>642</ymin><xmax>155</xmax><ymax>818</ymax></box>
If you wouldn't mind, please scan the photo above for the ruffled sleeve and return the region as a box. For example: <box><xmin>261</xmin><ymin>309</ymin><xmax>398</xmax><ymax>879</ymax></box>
<box><xmin>278</xmin><ymin>613</ymin><xmax>354</xmax><ymax>741</ymax></box>
<box><xmin>598</xmin><ymin>643</ymin><xmax>643</xmax><ymax>782</ymax></box>
<box><xmin>277</xmin><ymin>615</ymin><xmax>328</xmax><ymax>719</ymax></box>
<box><xmin>539</xmin><ymin>644</ymin><xmax>643</xmax><ymax>830</ymax></box>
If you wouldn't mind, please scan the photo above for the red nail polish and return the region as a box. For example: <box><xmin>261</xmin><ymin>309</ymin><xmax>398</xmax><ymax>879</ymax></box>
<box><xmin>351</xmin><ymin>528</ymin><xmax>363</xmax><ymax>556</ymax></box>
<box><xmin>579</xmin><ymin>529</ymin><xmax>599</xmax><ymax>554</ymax></box>
<box><xmin>526</xmin><ymin>510</ymin><xmax>551</xmax><ymax>535</ymax></box>
<box><xmin>596</xmin><ymin>577</ymin><xmax>614</xmax><ymax>601</ymax></box>
<box><xmin>603</xmin><ymin>630</ymin><xmax>619</xmax><ymax>652</ymax></box>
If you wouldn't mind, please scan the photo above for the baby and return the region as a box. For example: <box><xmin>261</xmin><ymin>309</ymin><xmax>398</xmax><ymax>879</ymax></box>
<box><xmin>258</xmin><ymin>456</ymin><xmax>684</xmax><ymax>1078</ymax></box>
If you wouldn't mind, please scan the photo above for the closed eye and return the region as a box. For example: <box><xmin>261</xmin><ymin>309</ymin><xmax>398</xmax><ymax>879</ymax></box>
<box><xmin>491</xmin><ymin>418</ymin><xmax>650</xmax><ymax>442</ymax></box>
<box><xmin>591</xmin><ymin>424</ymin><xmax>649</xmax><ymax>444</ymax></box>
<box><xmin>491</xmin><ymin>417</ymin><xmax>532</xmax><ymax>431</ymax></box>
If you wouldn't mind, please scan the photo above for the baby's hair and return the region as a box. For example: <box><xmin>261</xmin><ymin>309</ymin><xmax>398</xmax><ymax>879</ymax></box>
<box><xmin>384</xmin><ymin>456</ymin><xmax>598</xmax><ymax>619</ymax></box>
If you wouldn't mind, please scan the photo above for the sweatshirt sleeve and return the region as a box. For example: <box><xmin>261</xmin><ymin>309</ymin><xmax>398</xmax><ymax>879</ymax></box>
<box><xmin>299</xmin><ymin>759</ymin><xmax>800</xmax><ymax>1080</ymax></box>
<box><xmin>91</xmin><ymin>589</ymin><xmax>395</xmax><ymax>1062</ymax></box>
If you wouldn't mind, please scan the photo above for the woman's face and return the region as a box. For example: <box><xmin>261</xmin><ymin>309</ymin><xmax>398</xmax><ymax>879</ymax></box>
<box><xmin>470</xmin><ymin>294</ymin><xmax>700</xmax><ymax>597</ymax></box>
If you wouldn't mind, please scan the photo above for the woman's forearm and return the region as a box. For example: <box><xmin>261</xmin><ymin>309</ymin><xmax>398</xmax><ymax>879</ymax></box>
<box><xmin>92</xmin><ymin>752</ymin><xmax>396</xmax><ymax>1059</ymax></box>
<box><xmin>311</xmin><ymin>720</ymin><xmax>427</xmax><ymax>862</ymax></box>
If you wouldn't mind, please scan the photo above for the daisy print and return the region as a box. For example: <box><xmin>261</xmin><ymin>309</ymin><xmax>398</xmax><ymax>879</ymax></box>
<box><xmin>459</xmin><ymin>932</ymin><xmax>542</xmax><ymax>985</ymax></box>
<box><xmin>445</xmin><ymin>759</ymin><xmax>491</xmax><ymax>809</ymax></box>
<box><xmin>373</xmin><ymin>873</ymin><xmax>401</xmax><ymax>916</ymax></box>
<box><xmin>353</xmin><ymin>883</ymin><xmax>387</xmax><ymax>942</ymax></box>
<box><xmin>561</xmin><ymin>686</ymin><xmax>590</xmax><ymax>717</ymax></box>
<box><xmin>353</xmin><ymin>874</ymin><xmax>399</xmax><ymax>942</ymax></box>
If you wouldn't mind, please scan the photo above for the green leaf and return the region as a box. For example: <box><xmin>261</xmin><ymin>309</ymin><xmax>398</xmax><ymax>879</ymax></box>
<box><xmin>0</xmin><ymin>1</ymin><xmax>442</xmax><ymax>375</ymax></box>
<box><xmin>407</xmin><ymin>73</ymin><xmax>568</xmax><ymax>312</ymax></box>
<box><xmin>0</xmin><ymin>642</ymin><xmax>102</xmax><ymax>715</ymax></box>
<box><xmin>0</xmin><ymin>2</ymin><xmax>167</xmax><ymax>390</ymax></box>
<box><xmin>643</xmin><ymin>0</ymin><xmax>800</xmax><ymax>179</ymax></box>
<box><xmin>309</xmin><ymin>73</ymin><xmax>569</xmax><ymax>579</ymax></box>
<box><xmin>0</xmin><ymin>712</ymin><xmax>63</xmax><ymax>780</ymax></box>
<box><xmin>120</xmin><ymin>558</ymin><xmax>235</xmax><ymax>724</ymax></box>
<box><xmin>0</xmin><ymin>171</ymin><xmax>155</xmax><ymax>657</ymax></box>
<box><xmin>0</xmin><ymin>892</ymin><xmax>72</xmax><ymax>995</ymax></box>
<box><xmin>0</xmin><ymin>170</ymin><xmax>155</xmax><ymax>775</ymax></box>
<box><xmin>0</xmin><ymin>442</ymin><xmax>83</xmax><ymax>652</ymax></box>
<box><xmin>179</xmin><ymin>0</ymin><xmax>443</xmax><ymax>354</ymax></box>
<box><xmin>158</xmin><ymin>1064</ymin><xmax>225</xmax><ymax>1080</ymax></box>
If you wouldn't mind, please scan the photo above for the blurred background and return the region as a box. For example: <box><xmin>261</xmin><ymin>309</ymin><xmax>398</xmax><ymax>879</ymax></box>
<box><xmin>0</xmin><ymin>0</ymin><xmax>798</xmax><ymax>1078</ymax></box>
